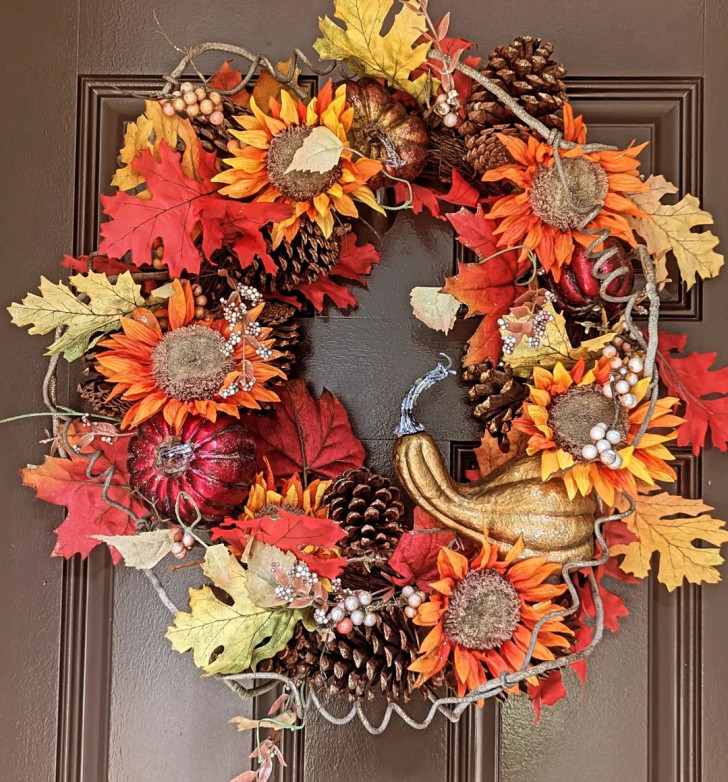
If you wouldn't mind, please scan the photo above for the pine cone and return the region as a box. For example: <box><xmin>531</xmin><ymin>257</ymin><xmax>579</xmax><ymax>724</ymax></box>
<box><xmin>188</xmin><ymin>97</ymin><xmax>241</xmax><ymax>155</ymax></box>
<box><xmin>323</xmin><ymin>468</ymin><xmax>406</xmax><ymax>563</ymax></box>
<box><xmin>258</xmin><ymin>301</ymin><xmax>302</xmax><ymax>380</ymax></box>
<box><xmin>77</xmin><ymin>352</ymin><xmax>132</xmax><ymax>419</ymax></box>
<box><xmin>459</xmin><ymin>35</ymin><xmax>567</xmax><ymax>138</ymax></box>
<box><xmin>465</xmin><ymin>123</ymin><xmax>531</xmax><ymax>176</ymax></box>
<box><xmin>462</xmin><ymin>360</ymin><xmax>529</xmax><ymax>446</ymax></box>
<box><xmin>259</xmin><ymin>608</ymin><xmax>427</xmax><ymax>702</ymax></box>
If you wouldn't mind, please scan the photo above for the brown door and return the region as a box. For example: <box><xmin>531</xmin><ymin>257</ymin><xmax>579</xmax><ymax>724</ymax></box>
<box><xmin>2</xmin><ymin>1</ymin><xmax>727</xmax><ymax>780</ymax></box>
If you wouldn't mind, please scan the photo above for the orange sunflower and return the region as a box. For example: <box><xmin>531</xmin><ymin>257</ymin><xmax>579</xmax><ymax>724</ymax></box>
<box><xmin>242</xmin><ymin>462</ymin><xmax>331</xmax><ymax>520</ymax></box>
<box><xmin>513</xmin><ymin>357</ymin><xmax>683</xmax><ymax>506</ymax></box>
<box><xmin>410</xmin><ymin>537</ymin><xmax>573</xmax><ymax>697</ymax></box>
<box><xmin>96</xmin><ymin>279</ymin><xmax>284</xmax><ymax>430</ymax></box>
<box><xmin>482</xmin><ymin>103</ymin><xmax>649</xmax><ymax>281</ymax></box>
<box><xmin>212</xmin><ymin>81</ymin><xmax>383</xmax><ymax>248</ymax></box>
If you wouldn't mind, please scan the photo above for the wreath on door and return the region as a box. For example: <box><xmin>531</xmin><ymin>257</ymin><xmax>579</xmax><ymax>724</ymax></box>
<box><xmin>7</xmin><ymin>1</ymin><xmax>728</xmax><ymax>779</ymax></box>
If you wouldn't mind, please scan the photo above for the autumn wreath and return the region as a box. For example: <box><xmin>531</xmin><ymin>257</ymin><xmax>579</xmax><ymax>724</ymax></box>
<box><xmin>7</xmin><ymin>1</ymin><xmax>728</xmax><ymax>779</ymax></box>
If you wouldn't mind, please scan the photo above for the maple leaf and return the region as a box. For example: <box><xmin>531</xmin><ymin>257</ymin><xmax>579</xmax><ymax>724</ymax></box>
<box><xmin>209</xmin><ymin>58</ymin><xmax>302</xmax><ymax>110</ymax></box>
<box><xmin>409</xmin><ymin>287</ymin><xmax>461</xmax><ymax>334</ymax></box>
<box><xmin>473</xmin><ymin>429</ymin><xmax>528</xmax><ymax>478</ymax></box>
<box><xmin>314</xmin><ymin>0</ymin><xmax>433</xmax><ymax>103</ymax></box>
<box><xmin>610</xmin><ymin>490</ymin><xmax>728</xmax><ymax>591</ymax></box>
<box><xmin>628</xmin><ymin>174</ymin><xmax>724</xmax><ymax>290</ymax></box>
<box><xmin>655</xmin><ymin>329</ymin><xmax>728</xmax><ymax>454</ymax></box>
<box><xmin>111</xmin><ymin>99</ymin><xmax>203</xmax><ymax>196</ymax></box>
<box><xmin>8</xmin><ymin>270</ymin><xmax>144</xmax><ymax>361</ymax></box>
<box><xmin>61</xmin><ymin>254</ymin><xmax>135</xmax><ymax>276</ymax></box>
<box><xmin>20</xmin><ymin>428</ymin><xmax>146</xmax><ymax>562</ymax></box>
<box><xmin>526</xmin><ymin>670</ymin><xmax>567</xmax><ymax>721</ymax></box>
<box><xmin>209</xmin><ymin>61</ymin><xmax>251</xmax><ymax>107</ymax></box>
<box><xmin>288</xmin><ymin>230</ymin><xmax>381</xmax><ymax>311</ymax></box>
<box><xmin>166</xmin><ymin>545</ymin><xmax>303</xmax><ymax>675</ymax></box>
<box><xmin>389</xmin><ymin>507</ymin><xmax>456</xmax><ymax>592</ymax></box>
<box><xmin>98</xmin><ymin>141</ymin><xmax>221</xmax><ymax>276</ymax></box>
<box><xmin>242</xmin><ymin>378</ymin><xmax>366</xmax><ymax>482</ymax></box>
<box><xmin>393</xmin><ymin>170</ymin><xmax>480</xmax><ymax>218</ymax></box>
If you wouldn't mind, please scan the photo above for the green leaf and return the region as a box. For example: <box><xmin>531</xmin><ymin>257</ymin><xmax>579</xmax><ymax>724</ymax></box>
<box><xmin>8</xmin><ymin>270</ymin><xmax>144</xmax><ymax>361</ymax></box>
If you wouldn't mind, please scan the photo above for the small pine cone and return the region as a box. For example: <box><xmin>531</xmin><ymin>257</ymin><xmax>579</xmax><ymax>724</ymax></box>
<box><xmin>77</xmin><ymin>352</ymin><xmax>132</xmax><ymax>419</ymax></box>
<box><xmin>187</xmin><ymin>97</ymin><xmax>240</xmax><ymax>155</ymax></box>
<box><xmin>323</xmin><ymin>468</ymin><xmax>406</xmax><ymax>563</ymax></box>
<box><xmin>257</xmin><ymin>623</ymin><xmax>323</xmax><ymax>684</ymax></box>
<box><xmin>459</xmin><ymin>35</ymin><xmax>567</xmax><ymax>138</ymax></box>
<box><xmin>465</xmin><ymin>124</ymin><xmax>531</xmax><ymax>175</ymax></box>
<box><xmin>462</xmin><ymin>360</ymin><xmax>529</xmax><ymax>447</ymax></box>
<box><xmin>258</xmin><ymin>301</ymin><xmax>301</xmax><ymax>380</ymax></box>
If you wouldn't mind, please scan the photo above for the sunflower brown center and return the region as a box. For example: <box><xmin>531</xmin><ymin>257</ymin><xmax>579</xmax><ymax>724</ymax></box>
<box><xmin>443</xmin><ymin>569</ymin><xmax>521</xmax><ymax>651</ymax></box>
<box><xmin>254</xmin><ymin>503</ymin><xmax>302</xmax><ymax>518</ymax></box>
<box><xmin>549</xmin><ymin>384</ymin><xmax>628</xmax><ymax>457</ymax></box>
<box><xmin>267</xmin><ymin>125</ymin><xmax>343</xmax><ymax>201</ymax></box>
<box><xmin>151</xmin><ymin>325</ymin><xmax>233</xmax><ymax>402</ymax></box>
<box><xmin>529</xmin><ymin>157</ymin><xmax>609</xmax><ymax>231</ymax></box>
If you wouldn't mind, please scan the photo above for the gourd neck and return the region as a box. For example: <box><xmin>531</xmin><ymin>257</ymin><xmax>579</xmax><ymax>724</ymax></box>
<box><xmin>394</xmin><ymin>356</ymin><xmax>455</xmax><ymax>437</ymax></box>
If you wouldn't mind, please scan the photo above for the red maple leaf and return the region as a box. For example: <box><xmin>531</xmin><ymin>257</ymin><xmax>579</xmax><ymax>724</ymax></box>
<box><xmin>288</xmin><ymin>231</ymin><xmax>381</xmax><ymax>311</ymax></box>
<box><xmin>61</xmin><ymin>254</ymin><xmax>136</xmax><ymax>276</ymax></box>
<box><xmin>526</xmin><ymin>669</ymin><xmax>567</xmax><ymax>721</ymax></box>
<box><xmin>243</xmin><ymin>379</ymin><xmax>366</xmax><ymax>481</ymax></box>
<box><xmin>98</xmin><ymin>142</ymin><xmax>221</xmax><ymax>276</ymax></box>
<box><xmin>443</xmin><ymin>207</ymin><xmax>528</xmax><ymax>364</ymax></box>
<box><xmin>209</xmin><ymin>61</ymin><xmax>251</xmax><ymax>107</ymax></box>
<box><xmin>655</xmin><ymin>329</ymin><xmax>728</xmax><ymax>454</ymax></box>
<box><xmin>20</xmin><ymin>432</ymin><xmax>146</xmax><ymax>563</ymax></box>
<box><xmin>389</xmin><ymin>507</ymin><xmax>456</xmax><ymax>592</ymax></box>
<box><xmin>393</xmin><ymin>169</ymin><xmax>480</xmax><ymax>219</ymax></box>
<box><xmin>213</xmin><ymin>508</ymin><xmax>346</xmax><ymax>578</ymax></box>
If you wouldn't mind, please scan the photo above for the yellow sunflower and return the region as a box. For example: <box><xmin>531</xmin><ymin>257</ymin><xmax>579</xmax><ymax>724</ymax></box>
<box><xmin>410</xmin><ymin>537</ymin><xmax>573</xmax><ymax>697</ymax></box>
<box><xmin>242</xmin><ymin>464</ymin><xmax>331</xmax><ymax>520</ymax></box>
<box><xmin>212</xmin><ymin>81</ymin><xmax>383</xmax><ymax>248</ymax></box>
<box><xmin>513</xmin><ymin>357</ymin><xmax>683</xmax><ymax>506</ymax></box>
<box><xmin>96</xmin><ymin>279</ymin><xmax>284</xmax><ymax>430</ymax></box>
<box><xmin>482</xmin><ymin>103</ymin><xmax>649</xmax><ymax>281</ymax></box>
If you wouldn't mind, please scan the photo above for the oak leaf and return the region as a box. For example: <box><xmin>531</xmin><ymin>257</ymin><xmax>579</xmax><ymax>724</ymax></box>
<box><xmin>92</xmin><ymin>529</ymin><xmax>175</xmax><ymax>570</ymax></box>
<box><xmin>314</xmin><ymin>0</ymin><xmax>433</xmax><ymax>103</ymax></box>
<box><xmin>655</xmin><ymin>329</ymin><xmax>728</xmax><ymax>454</ymax></box>
<box><xmin>629</xmin><ymin>174</ymin><xmax>724</xmax><ymax>290</ymax></box>
<box><xmin>8</xmin><ymin>270</ymin><xmax>144</xmax><ymax>361</ymax></box>
<box><xmin>409</xmin><ymin>286</ymin><xmax>460</xmax><ymax>334</ymax></box>
<box><xmin>166</xmin><ymin>546</ymin><xmax>303</xmax><ymax>675</ymax></box>
<box><xmin>610</xmin><ymin>491</ymin><xmax>728</xmax><ymax>591</ymax></box>
<box><xmin>243</xmin><ymin>378</ymin><xmax>366</xmax><ymax>480</ymax></box>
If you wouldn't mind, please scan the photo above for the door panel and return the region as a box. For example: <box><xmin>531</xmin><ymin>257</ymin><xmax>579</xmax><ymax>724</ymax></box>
<box><xmin>2</xmin><ymin>1</ymin><xmax>727</xmax><ymax>780</ymax></box>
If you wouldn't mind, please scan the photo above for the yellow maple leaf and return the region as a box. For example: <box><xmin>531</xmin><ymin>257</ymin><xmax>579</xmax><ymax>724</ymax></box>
<box><xmin>111</xmin><ymin>100</ymin><xmax>202</xmax><ymax>198</ymax></box>
<box><xmin>611</xmin><ymin>491</ymin><xmax>728</xmax><ymax>591</ymax></box>
<box><xmin>314</xmin><ymin>0</ymin><xmax>434</xmax><ymax>103</ymax></box>
<box><xmin>629</xmin><ymin>174</ymin><xmax>724</xmax><ymax>290</ymax></box>
<box><xmin>502</xmin><ymin>302</ymin><xmax>614</xmax><ymax>377</ymax></box>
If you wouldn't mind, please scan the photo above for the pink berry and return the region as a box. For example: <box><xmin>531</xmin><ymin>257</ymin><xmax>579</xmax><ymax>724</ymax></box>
<box><xmin>336</xmin><ymin>618</ymin><xmax>354</xmax><ymax>634</ymax></box>
<box><xmin>209</xmin><ymin>91</ymin><xmax>222</xmax><ymax>105</ymax></box>
<box><xmin>180</xmin><ymin>81</ymin><xmax>194</xmax><ymax>93</ymax></box>
<box><xmin>210</xmin><ymin>110</ymin><xmax>225</xmax><ymax>126</ymax></box>
<box><xmin>171</xmin><ymin>541</ymin><xmax>185</xmax><ymax>556</ymax></box>
<box><xmin>181</xmin><ymin>533</ymin><xmax>195</xmax><ymax>549</ymax></box>
<box><xmin>442</xmin><ymin>111</ymin><xmax>458</xmax><ymax>128</ymax></box>
<box><xmin>194</xmin><ymin>87</ymin><xmax>207</xmax><ymax>102</ymax></box>
<box><xmin>162</xmin><ymin>102</ymin><xmax>176</xmax><ymax>117</ymax></box>
<box><xmin>183</xmin><ymin>90</ymin><xmax>197</xmax><ymax>106</ymax></box>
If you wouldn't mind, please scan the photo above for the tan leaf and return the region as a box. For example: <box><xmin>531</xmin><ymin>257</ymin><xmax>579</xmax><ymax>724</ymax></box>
<box><xmin>611</xmin><ymin>491</ymin><xmax>728</xmax><ymax>591</ymax></box>
<box><xmin>252</xmin><ymin>58</ymin><xmax>303</xmax><ymax>108</ymax></box>
<box><xmin>230</xmin><ymin>711</ymin><xmax>297</xmax><ymax>732</ymax></box>
<box><xmin>313</xmin><ymin>0</ymin><xmax>434</xmax><ymax>103</ymax></box>
<box><xmin>473</xmin><ymin>429</ymin><xmax>528</xmax><ymax>479</ymax></box>
<box><xmin>92</xmin><ymin>529</ymin><xmax>175</xmax><ymax>570</ymax></box>
<box><xmin>284</xmin><ymin>126</ymin><xmax>343</xmax><ymax>174</ymax></box>
<box><xmin>244</xmin><ymin>541</ymin><xmax>296</xmax><ymax>608</ymax></box>
<box><xmin>629</xmin><ymin>174</ymin><xmax>724</xmax><ymax>290</ymax></box>
<box><xmin>410</xmin><ymin>287</ymin><xmax>460</xmax><ymax>335</ymax></box>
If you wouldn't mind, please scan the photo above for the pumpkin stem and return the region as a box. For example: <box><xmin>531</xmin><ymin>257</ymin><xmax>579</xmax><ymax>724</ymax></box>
<box><xmin>394</xmin><ymin>354</ymin><xmax>455</xmax><ymax>437</ymax></box>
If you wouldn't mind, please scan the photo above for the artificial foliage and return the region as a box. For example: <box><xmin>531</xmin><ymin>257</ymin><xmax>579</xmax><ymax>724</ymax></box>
<box><xmin>6</xmin><ymin>1</ymin><xmax>728</xmax><ymax>779</ymax></box>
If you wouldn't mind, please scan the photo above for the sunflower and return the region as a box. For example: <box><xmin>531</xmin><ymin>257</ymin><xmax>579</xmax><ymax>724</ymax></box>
<box><xmin>410</xmin><ymin>538</ymin><xmax>573</xmax><ymax>697</ymax></box>
<box><xmin>513</xmin><ymin>358</ymin><xmax>683</xmax><ymax>506</ymax></box>
<box><xmin>96</xmin><ymin>280</ymin><xmax>284</xmax><ymax>430</ymax></box>
<box><xmin>243</xmin><ymin>463</ymin><xmax>331</xmax><ymax>520</ymax></box>
<box><xmin>212</xmin><ymin>81</ymin><xmax>384</xmax><ymax>248</ymax></box>
<box><xmin>482</xmin><ymin>103</ymin><xmax>649</xmax><ymax>281</ymax></box>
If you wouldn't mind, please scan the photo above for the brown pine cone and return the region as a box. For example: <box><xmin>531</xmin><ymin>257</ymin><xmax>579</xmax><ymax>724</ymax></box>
<box><xmin>465</xmin><ymin>123</ymin><xmax>531</xmax><ymax>176</ymax></box>
<box><xmin>419</xmin><ymin>128</ymin><xmax>480</xmax><ymax>187</ymax></box>
<box><xmin>77</xmin><ymin>352</ymin><xmax>132</xmax><ymax>419</ymax></box>
<box><xmin>459</xmin><ymin>35</ymin><xmax>567</xmax><ymax>138</ymax></box>
<box><xmin>462</xmin><ymin>360</ymin><xmax>529</xmax><ymax>446</ymax></box>
<box><xmin>188</xmin><ymin>97</ymin><xmax>241</xmax><ymax>155</ymax></box>
<box><xmin>323</xmin><ymin>468</ymin><xmax>406</xmax><ymax>563</ymax></box>
<box><xmin>257</xmin><ymin>623</ymin><xmax>322</xmax><ymax>684</ymax></box>
<box><xmin>258</xmin><ymin>301</ymin><xmax>301</xmax><ymax>380</ymax></box>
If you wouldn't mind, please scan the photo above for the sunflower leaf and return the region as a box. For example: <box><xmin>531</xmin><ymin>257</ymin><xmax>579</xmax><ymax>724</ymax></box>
<box><xmin>284</xmin><ymin>126</ymin><xmax>343</xmax><ymax>174</ymax></box>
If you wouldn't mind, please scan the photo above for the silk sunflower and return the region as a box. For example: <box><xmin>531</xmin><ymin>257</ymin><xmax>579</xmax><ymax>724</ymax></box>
<box><xmin>212</xmin><ymin>81</ymin><xmax>383</xmax><ymax>248</ymax></box>
<box><xmin>410</xmin><ymin>538</ymin><xmax>573</xmax><ymax>697</ymax></box>
<box><xmin>95</xmin><ymin>279</ymin><xmax>284</xmax><ymax>430</ymax></box>
<box><xmin>243</xmin><ymin>462</ymin><xmax>331</xmax><ymax>520</ymax></box>
<box><xmin>482</xmin><ymin>103</ymin><xmax>649</xmax><ymax>281</ymax></box>
<box><xmin>513</xmin><ymin>357</ymin><xmax>683</xmax><ymax>506</ymax></box>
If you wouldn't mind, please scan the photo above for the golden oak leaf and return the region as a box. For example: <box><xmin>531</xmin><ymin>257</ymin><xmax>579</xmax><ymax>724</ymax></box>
<box><xmin>314</xmin><ymin>0</ymin><xmax>433</xmax><ymax>103</ymax></box>
<box><xmin>8</xmin><ymin>271</ymin><xmax>144</xmax><ymax>361</ymax></box>
<box><xmin>166</xmin><ymin>545</ymin><xmax>303</xmax><ymax>676</ymax></box>
<box><xmin>502</xmin><ymin>302</ymin><xmax>613</xmax><ymax>377</ymax></box>
<box><xmin>611</xmin><ymin>491</ymin><xmax>728</xmax><ymax>591</ymax></box>
<box><xmin>111</xmin><ymin>100</ymin><xmax>202</xmax><ymax>197</ymax></box>
<box><xmin>629</xmin><ymin>174</ymin><xmax>724</xmax><ymax>290</ymax></box>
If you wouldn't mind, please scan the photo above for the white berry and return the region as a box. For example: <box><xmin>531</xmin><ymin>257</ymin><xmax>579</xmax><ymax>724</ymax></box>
<box><xmin>344</xmin><ymin>594</ymin><xmax>360</xmax><ymax>612</ymax></box>
<box><xmin>350</xmin><ymin>609</ymin><xmax>365</xmax><ymax>626</ymax></box>
<box><xmin>626</xmin><ymin>372</ymin><xmax>639</xmax><ymax>386</ymax></box>
<box><xmin>602</xmin><ymin>345</ymin><xmax>618</xmax><ymax>358</ymax></box>
<box><xmin>407</xmin><ymin>593</ymin><xmax>423</xmax><ymax>608</ymax></box>
<box><xmin>171</xmin><ymin>541</ymin><xmax>185</xmax><ymax>556</ymax></box>
<box><xmin>358</xmin><ymin>591</ymin><xmax>373</xmax><ymax>606</ymax></box>
<box><xmin>602</xmin><ymin>383</ymin><xmax>613</xmax><ymax>398</ymax></box>
<box><xmin>330</xmin><ymin>605</ymin><xmax>345</xmax><ymax>623</ymax></box>
<box><xmin>404</xmin><ymin>606</ymin><xmax>419</xmax><ymax>619</ymax></box>
<box><xmin>620</xmin><ymin>393</ymin><xmax>638</xmax><ymax>409</ymax></box>
<box><xmin>181</xmin><ymin>532</ymin><xmax>195</xmax><ymax>549</ymax></box>
<box><xmin>628</xmin><ymin>357</ymin><xmax>644</xmax><ymax>373</ymax></box>
<box><xmin>581</xmin><ymin>444</ymin><xmax>598</xmax><ymax>461</ymax></box>
<box><xmin>589</xmin><ymin>425</ymin><xmax>606</xmax><ymax>442</ymax></box>
<box><xmin>363</xmin><ymin>612</ymin><xmax>377</xmax><ymax>627</ymax></box>
<box><xmin>610</xmin><ymin>356</ymin><xmax>624</xmax><ymax>370</ymax></box>
<box><xmin>607</xmin><ymin>453</ymin><xmax>624</xmax><ymax>470</ymax></box>
<box><xmin>596</xmin><ymin>438</ymin><xmax>612</xmax><ymax>454</ymax></box>
<box><xmin>615</xmin><ymin>379</ymin><xmax>631</xmax><ymax>395</ymax></box>
<box><xmin>606</xmin><ymin>429</ymin><xmax>622</xmax><ymax>445</ymax></box>
<box><xmin>402</xmin><ymin>585</ymin><xmax>415</xmax><ymax>598</ymax></box>
<box><xmin>600</xmin><ymin>449</ymin><xmax>618</xmax><ymax>466</ymax></box>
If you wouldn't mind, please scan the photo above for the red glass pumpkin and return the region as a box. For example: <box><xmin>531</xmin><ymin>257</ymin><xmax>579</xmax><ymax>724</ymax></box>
<box><xmin>128</xmin><ymin>414</ymin><xmax>256</xmax><ymax>524</ymax></box>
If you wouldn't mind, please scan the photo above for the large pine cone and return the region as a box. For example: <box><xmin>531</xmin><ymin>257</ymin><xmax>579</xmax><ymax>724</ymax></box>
<box><xmin>323</xmin><ymin>468</ymin><xmax>406</xmax><ymax>562</ymax></box>
<box><xmin>259</xmin><ymin>608</ymin><xmax>425</xmax><ymax>702</ymax></box>
<box><xmin>462</xmin><ymin>360</ymin><xmax>529</xmax><ymax>447</ymax></box>
<box><xmin>459</xmin><ymin>35</ymin><xmax>567</xmax><ymax>138</ymax></box>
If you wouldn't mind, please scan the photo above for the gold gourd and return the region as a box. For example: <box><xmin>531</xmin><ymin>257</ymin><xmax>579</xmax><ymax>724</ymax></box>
<box><xmin>393</xmin><ymin>360</ymin><xmax>596</xmax><ymax>564</ymax></box>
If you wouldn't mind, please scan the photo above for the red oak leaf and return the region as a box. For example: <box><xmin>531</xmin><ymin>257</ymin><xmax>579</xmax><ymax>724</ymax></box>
<box><xmin>393</xmin><ymin>170</ymin><xmax>480</xmax><ymax>219</ymax></box>
<box><xmin>98</xmin><ymin>141</ymin><xmax>220</xmax><ymax>276</ymax></box>
<box><xmin>389</xmin><ymin>507</ymin><xmax>456</xmax><ymax>592</ymax></box>
<box><xmin>243</xmin><ymin>379</ymin><xmax>366</xmax><ymax>481</ymax></box>
<box><xmin>20</xmin><ymin>430</ymin><xmax>146</xmax><ymax>563</ymax></box>
<box><xmin>290</xmin><ymin>231</ymin><xmax>381</xmax><ymax>311</ymax></box>
<box><xmin>655</xmin><ymin>329</ymin><xmax>728</xmax><ymax>454</ymax></box>
<box><xmin>526</xmin><ymin>669</ymin><xmax>567</xmax><ymax>721</ymax></box>
<box><xmin>443</xmin><ymin>208</ymin><xmax>528</xmax><ymax>363</ymax></box>
<box><xmin>209</xmin><ymin>61</ymin><xmax>251</xmax><ymax>107</ymax></box>
<box><xmin>61</xmin><ymin>254</ymin><xmax>136</xmax><ymax>275</ymax></box>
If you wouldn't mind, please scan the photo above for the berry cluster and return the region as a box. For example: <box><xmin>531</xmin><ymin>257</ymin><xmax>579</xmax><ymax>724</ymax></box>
<box><xmin>218</xmin><ymin>286</ymin><xmax>268</xmax><ymax>398</ymax></box>
<box><xmin>433</xmin><ymin>89</ymin><xmax>462</xmax><ymax>128</ymax></box>
<box><xmin>401</xmin><ymin>585</ymin><xmax>427</xmax><ymax>619</ymax></box>
<box><xmin>169</xmin><ymin>525</ymin><xmax>195</xmax><ymax>560</ymax></box>
<box><xmin>600</xmin><ymin>339</ymin><xmax>645</xmax><ymax>410</ymax></box>
<box><xmin>580</xmin><ymin>422</ymin><xmax>625</xmax><ymax>470</ymax></box>
<box><xmin>159</xmin><ymin>82</ymin><xmax>225</xmax><ymax>126</ymax></box>
<box><xmin>317</xmin><ymin>589</ymin><xmax>377</xmax><ymax>634</ymax></box>
<box><xmin>274</xmin><ymin>560</ymin><xmax>320</xmax><ymax>603</ymax></box>
<box><xmin>499</xmin><ymin>290</ymin><xmax>556</xmax><ymax>355</ymax></box>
